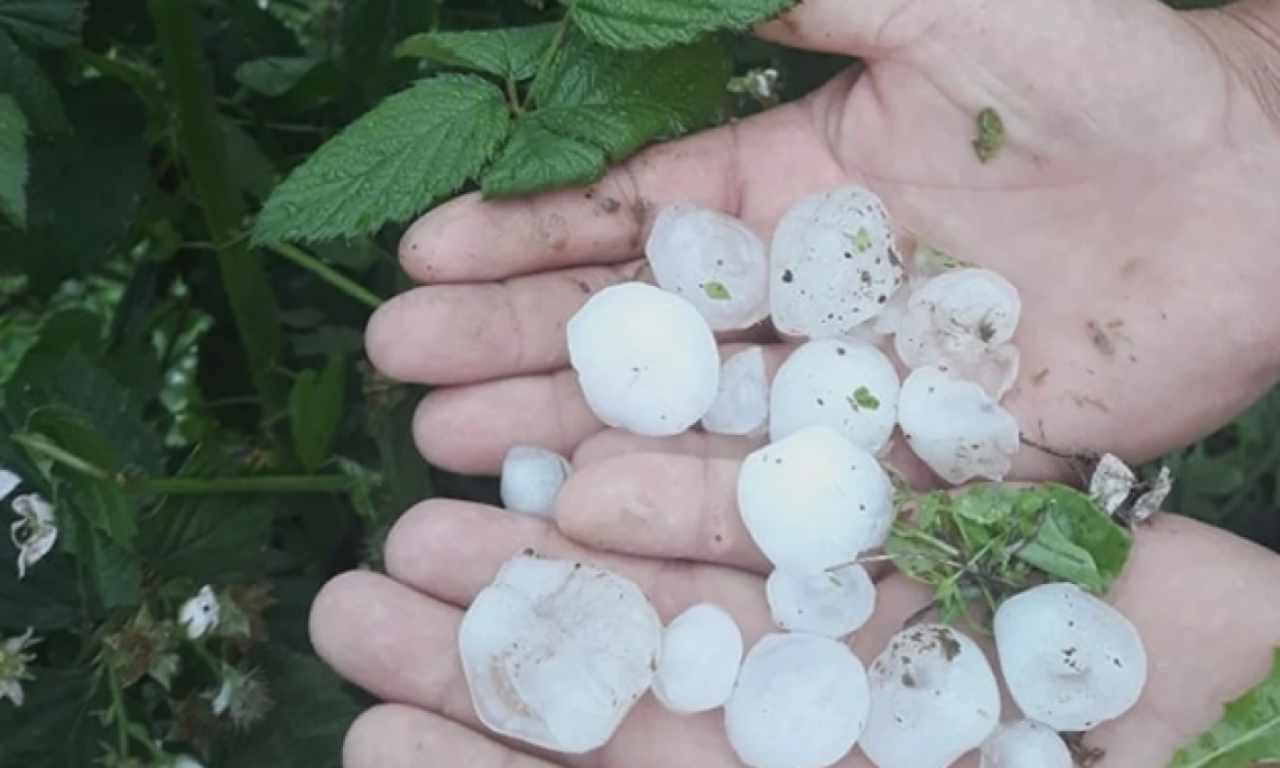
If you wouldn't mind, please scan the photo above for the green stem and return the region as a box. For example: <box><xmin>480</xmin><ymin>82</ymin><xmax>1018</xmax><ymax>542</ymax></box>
<box><xmin>12</xmin><ymin>432</ymin><xmax>111</xmax><ymax>481</ymax></box>
<box><xmin>147</xmin><ymin>0</ymin><xmax>285</xmax><ymax>418</ymax></box>
<box><xmin>105</xmin><ymin>663</ymin><xmax>130</xmax><ymax>757</ymax></box>
<box><xmin>266</xmin><ymin>242</ymin><xmax>383</xmax><ymax>309</ymax></box>
<box><xmin>522</xmin><ymin>14</ymin><xmax>571</xmax><ymax>112</ymax></box>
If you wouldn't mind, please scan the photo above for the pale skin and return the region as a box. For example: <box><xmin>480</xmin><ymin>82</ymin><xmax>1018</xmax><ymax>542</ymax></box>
<box><xmin>310</xmin><ymin>0</ymin><xmax>1280</xmax><ymax>766</ymax></box>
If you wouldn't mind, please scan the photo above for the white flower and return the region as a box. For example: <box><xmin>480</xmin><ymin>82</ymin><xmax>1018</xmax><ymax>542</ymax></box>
<box><xmin>178</xmin><ymin>585</ymin><xmax>221</xmax><ymax>640</ymax></box>
<box><xmin>0</xmin><ymin>468</ymin><xmax>20</xmax><ymax>500</ymax></box>
<box><xmin>172</xmin><ymin>757</ymin><xmax>205</xmax><ymax>768</ymax></box>
<box><xmin>10</xmin><ymin>493</ymin><xmax>57</xmax><ymax>579</ymax></box>
<box><xmin>0</xmin><ymin>628</ymin><xmax>40</xmax><ymax>707</ymax></box>
<box><xmin>210</xmin><ymin>677</ymin><xmax>233</xmax><ymax>716</ymax></box>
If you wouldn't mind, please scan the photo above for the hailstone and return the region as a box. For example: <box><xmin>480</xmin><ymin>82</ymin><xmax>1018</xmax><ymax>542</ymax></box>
<box><xmin>768</xmin><ymin>338</ymin><xmax>900</xmax><ymax>456</ymax></box>
<box><xmin>765</xmin><ymin>564</ymin><xmax>876</xmax><ymax>638</ymax></box>
<box><xmin>724</xmin><ymin>633</ymin><xmax>871</xmax><ymax>768</ymax></box>
<box><xmin>893</xmin><ymin>267</ymin><xmax>1021</xmax><ymax>399</ymax></box>
<box><xmin>701</xmin><ymin>346</ymin><xmax>770</xmax><ymax>437</ymax></box>
<box><xmin>898</xmin><ymin>365</ymin><xmax>1020</xmax><ymax>484</ymax></box>
<box><xmin>994</xmin><ymin>582</ymin><xmax>1148</xmax><ymax>732</ymax></box>
<box><xmin>769</xmin><ymin>185</ymin><xmax>906</xmax><ymax>339</ymax></box>
<box><xmin>499</xmin><ymin>445</ymin><xmax>572</xmax><ymax>518</ymax></box>
<box><xmin>979</xmin><ymin>720</ymin><xmax>1073</xmax><ymax>768</ymax></box>
<box><xmin>457</xmin><ymin>553</ymin><xmax>662</xmax><ymax>754</ymax></box>
<box><xmin>567</xmin><ymin>282</ymin><xmax>720</xmax><ymax>437</ymax></box>
<box><xmin>652</xmin><ymin>603</ymin><xmax>744</xmax><ymax>714</ymax></box>
<box><xmin>737</xmin><ymin>425</ymin><xmax>894</xmax><ymax>572</ymax></box>
<box><xmin>859</xmin><ymin>624</ymin><xmax>1002</xmax><ymax>768</ymax></box>
<box><xmin>644</xmin><ymin>203</ymin><xmax>771</xmax><ymax>331</ymax></box>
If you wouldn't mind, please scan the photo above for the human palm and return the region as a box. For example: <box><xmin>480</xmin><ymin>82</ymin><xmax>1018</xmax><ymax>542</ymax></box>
<box><xmin>314</xmin><ymin>0</ymin><xmax>1280</xmax><ymax>765</ymax></box>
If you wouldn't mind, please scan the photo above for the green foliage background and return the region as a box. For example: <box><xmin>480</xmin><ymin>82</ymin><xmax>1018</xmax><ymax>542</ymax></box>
<box><xmin>0</xmin><ymin>0</ymin><xmax>1269</xmax><ymax>766</ymax></box>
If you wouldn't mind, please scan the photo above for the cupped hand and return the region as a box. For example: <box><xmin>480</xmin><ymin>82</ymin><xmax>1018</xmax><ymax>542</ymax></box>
<box><xmin>365</xmin><ymin>0</ymin><xmax>1280</xmax><ymax>485</ymax></box>
<box><xmin>309</xmin><ymin>434</ymin><xmax>1280</xmax><ymax>768</ymax></box>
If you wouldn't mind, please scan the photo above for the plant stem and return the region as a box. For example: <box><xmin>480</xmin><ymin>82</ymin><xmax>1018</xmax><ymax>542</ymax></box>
<box><xmin>522</xmin><ymin>15</ymin><xmax>572</xmax><ymax>112</ymax></box>
<box><xmin>147</xmin><ymin>0</ymin><xmax>285</xmax><ymax>418</ymax></box>
<box><xmin>105</xmin><ymin>663</ymin><xmax>130</xmax><ymax>757</ymax></box>
<box><xmin>13</xmin><ymin>432</ymin><xmax>111</xmax><ymax>481</ymax></box>
<box><xmin>266</xmin><ymin>242</ymin><xmax>383</xmax><ymax>309</ymax></box>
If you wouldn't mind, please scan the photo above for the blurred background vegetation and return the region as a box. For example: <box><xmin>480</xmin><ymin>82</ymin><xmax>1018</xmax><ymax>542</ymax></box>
<box><xmin>0</xmin><ymin>0</ymin><xmax>1269</xmax><ymax>766</ymax></box>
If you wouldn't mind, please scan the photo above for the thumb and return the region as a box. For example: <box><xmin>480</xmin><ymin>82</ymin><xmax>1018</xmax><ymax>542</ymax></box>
<box><xmin>753</xmin><ymin>0</ymin><xmax>979</xmax><ymax>58</ymax></box>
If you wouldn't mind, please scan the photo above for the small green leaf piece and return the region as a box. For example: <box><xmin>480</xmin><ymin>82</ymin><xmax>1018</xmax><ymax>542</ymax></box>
<box><xmin>850</xmin><ymin>226</ymin><xmax>871</xmax><ymax>253</ymax></box>
<box><xmin>566</xmin><ymin>0</ymin><xmax>800</xmax><ymax>50</ymax></box>
<box><xmin>253</xmin><ymin>74</ymin><xmax>512</xmax><ymax>244</ymax></box>
<box><xmin>395</xmin><ymin>23</ymin><xmax>560</xmax><ymax>82</ymax></box>
<box><xmin>1014</xmin><ymin>484</ymin><xmax>1133</xmax><ymax>595</ymax></box>
<box><xmin>0</xmin><ymin>94</ymin><xmax>27</xmax><ymax>228</ymax></box>
<box><xmin>1167</xmin><ymin>647</ymin><xmax>1280</xmax><ymax>768</ymax></box>
<box><xmin>704</xmin><ymin>281</ymin><xmax>731</xmax><ymax>300</ymax></box>
<box><xmin>288</xmin><ymin>354</ymin><xmax>347</xmax><ymax>473</ymax></box>
<box><xmin>973</xmin><ymin>106</ymin><xmax>1005</xmax><ymax>163</ymax></box>
<box><xmin>847</xmin><ymin>385</ymin><xmax>880</xmax><ymax>411</ymax></box>
<box><xmin>481</xmin><ymin>115</ymin><xmax>605</xmax><ymax>197</ymax></box>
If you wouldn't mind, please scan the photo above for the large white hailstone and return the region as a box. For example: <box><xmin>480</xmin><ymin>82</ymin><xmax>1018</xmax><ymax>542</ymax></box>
<box><xmin>737</xmin><ymin>425</ymin><xmax>894</xmax><ymax>572</ymax></box>
<box><xmin>894</xmin><ymin>267</ymin><xmax>1022</xmax><ymax>400</ymax></box>
<box><xmin>702</xmin><ymin>346</ymin><xmax>770</xmax><ymax>437</ymax></box>
<box><xmin>765</xmin><ymin>564</ymin><xmax>876</xmax><ymax>638</ymax></box>
<box><xmin>769</xmin><ymin>338</ymin><xmax>900</xmax><ymax>456</ymax></box>
<box><xmin>652</xmin><ymin>603</ymin><xmax>744</xmax><ymax>714</ymax></box>
<box><xmin>499</xmin><ymin>445</ymin><xmax>572</xmax><ymax>518</ymax></box>
<box><xmin>644</xmin><ymin>203</ymin><xmax>771</xmax><ymax>331</ymax></box>
<box><xmin>979</xmin><ymin>720</ymin><xmax>1073</xmax><ymax>768</ymax></box>
<box><xmin>898</xmin><ymin>365</ymin><xmax>1020</xmax><ymax>485</ymax></box>
<box><xmin>994</xmin><ymin>582</ymin><xmax>1148</xmax><ymax>732</ymax></box>
<box><xmin>860</xmin><ymin>624</ymin><xmax>1002</xmax><ymax>768</ymax></box>
<box><xmin>724</xmin><ymin>633</ymin><xmax>871</xmax><ymax>768</ymax></box>
<box><xmin>769</xmin><ymin>185</ymin><xmax>906</xmax><ymax>339</ymax></box>
<box><xmin>457</xmin><ymin>553</ymin><xmax>663</xmax><ymax>753</ymax></box>
<box><xmin>567</xmin><ymin>282</ymin><xmax>721</xmax><ymax>437</ymax></box>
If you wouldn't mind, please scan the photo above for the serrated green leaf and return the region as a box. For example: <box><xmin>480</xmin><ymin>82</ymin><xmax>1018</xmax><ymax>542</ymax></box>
<box><xmin>288</xmin><ymin>354</ymin><xmax>347</xmax><ymax>473</ymax></box>
<box><xmin>0</xmin><ymin>94</ymin><xmax>26</xmax><ymax>228</ymax></box>
<box><xmin>210</xmin><ymin>647</ymin><xmax>361</xmax><ymax>768</ymax></box>
<box><xmin>481</xmin><ymin>115</ymin><xmax>605</xmax><ymax>197</ymax></box>
<box><xmin>396</xmin><ymin>23</ymin><xmax>559</xmax><ymax>81</ymax></box>
<box><xmin>0</xmin><ymin>0</ymin><xmax>83</xmax><ymax>48</ymax></box>
<box><xmin>0</xmin><ymin>28</ymin><xmax>66</xmax><ymax>135</ymax></box>
<box><xmin>253</xmin><ymin>74</ymin><xmax>512</xmax><ymax>244</ymax></box>
<box><xmin>566</xmin><ymin>0</ymin><xmax>799</xmax><ymax>50</ymax></box>
<box><xmin>529</xmin><ymin>33</ymin><xmax>730</xmax><ymax>161</ymax></box>
<box><xmin>1168</xmin><ymin>647</ymin><xmax>1280</xmax><ymax>768</ymax></box>
<box><xmin>1014</xmin><ymin>484</ymin><xmax>1133</xmax><ymax>595</ymax></box>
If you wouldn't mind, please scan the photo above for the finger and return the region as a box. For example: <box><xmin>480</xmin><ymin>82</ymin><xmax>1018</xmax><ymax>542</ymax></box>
<box><xmin>571</xmin><ymin>428</ymin><xmax>762</xmax><ymax>468</ymax></box>
<box><xmin>344</xmin><ymin>704</ymin><xmax>565</xmax><ymax>768</ymax></box>
<box><xmin>397</xmin><ymin>103</ymin><xmax>844</xmax><ymax>284</ymax></box>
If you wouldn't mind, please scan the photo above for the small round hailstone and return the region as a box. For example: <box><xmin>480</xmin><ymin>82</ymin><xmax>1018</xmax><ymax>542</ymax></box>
<box><xmin>737</xmin><ymin>425</ymin><xmax>894</xmax><ymax>572</ymax></box>
<box><xmin>898</xmin><ymin>365</ymin><xmax>1020</xmax><ymax>485</ymax></box>
<box><xmin>893</xmin><ymin>267</ymin><xmax>1021</xmax><ymax>399</ymax></box>
<box><xmin>645</xmin><ymin>203</ymin><xmax>770</xmax><ymax>331</ymax></box>
<box><xmin>765</xmin><ymin>564</ymin><xmax>876</xmax><ymax>638</ymax></box>
<box><xmin>499</xmin><ymin>445</ymin><xmax>572</xmax><ymax>518</ymax></box>
<box><xmin>859</xmin><ymin>624</ymin><xmax>1002</xmax><ymax>768</ymax></box>
<box><xmin>567</xmin><ymin>282</ymin><xmax>721</xmax><ymax>437</ymax></box>
<box><xmin>702</xmin><ymin>346</ymin><xmax>770</xmax><ymax>437</ymax></box>
<box><xmin>652</xmin><ymin>603</ymin><xmax>744</xmax><ymax>714</ymax></box>
<box><xmin>724</xmin><ymin>633</ymin><xmax>871</xmax><ymax>768</ymax></box>
<box><xmin>457</xmin><ymin>553</ymin><xmax>662</xmax><ymax>754</ymax></box>
<box><xmin>994</xmin><ymin>582</ymin><xmax>1148</xmax><ymax>733</ymax></box>
<box><xmin>979</xmin><ymin>720</ymin><xmax>1073</xmax><ymax>768</ymax></box>
<box><xmin>769</xmin><ymin>338</ymin><xmax>900</xmax><ymax>456</ymax></box>
<box><xmin>769</xmin><ymin>185</ymin><xmax>906</xmax><ymax>340</ymax></box>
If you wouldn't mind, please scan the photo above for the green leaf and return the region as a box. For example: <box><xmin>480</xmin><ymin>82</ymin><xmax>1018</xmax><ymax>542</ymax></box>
<box><xmin>566</xmin><ymin>0</ymin><xmax>799</xmax><ymax>50</ymax></box>
<box><xmin>847</xmin><ymin>385</ymin><xmax>880</xmax><ymax>412</ymax></box>
<box><xmin>288</xmin><ymin>354</ymin><xmax>347</xmax><ymax>473</ymax></box>
<box><xmin>73</xmin><ymin>478</ymin><xmax>138</xmax><ymax>547</ymax></box>
<box><xmin>0</xmin><ymin>516</ymin><xmax>83</xmax><ymax>631</ymax></box>
<box><xmin>703</xmin><ymin>281</ymin><xmax>731</xmax><ymax>300</ymax></box>
<box><xmin>0</xmin><ymin>0</ymin><xmax>83</xmax><ymax>48</ymax></box>
<box><xmin>481</xmin><ymin>115</ymin><xmax>605</xmax><ymax>197</ymax></box>
<box><xmin>0</xmin><ymin>94</ymin><xmax>26</xmax><ymax>228</ymax></box>
<box><xmin>1014</xmin><ymin>484</ymin><xmax>1134</xmax><ymax>595</ymax></box>
<box><xmin>0</xmin><ymin>28</ymin><xmax>66</xmax><ymax>135</ymax></box>
<box><xmin>530</xmin><ymin>33</ymin><xmax>731</xmax><ymax>161</ymax></box>
<box><xmin>210</xmin><ymin>647</ymin><xmax>361</xmax><ymax>768</ymax></box>
<box><xmin>395</xmin><ymin>23</ymin><xmax>560</xmax><ymax>81</ymax></box>
<box><xmin>1168</xmin><ymin>646</ymin><xmax>1280</xmax><ymax>768</ymax></box>
<box><xmin>235</xmin><ymin>56</ymin><xmax>323</xmax><ymax>97</ymax></box>
<box><xmin>340</xmin><ymin>0</ymin><xmax>437</xmax><ymax>102</ymax></box>
<box><xmin>87</xmin><ymin>528</ymin><xmax>141</xmax><ymax>609</ymax></box>
<box><xmin>0</xmin><ymin>667</ymin><xmax>108</xmax><ymax>768</ymax></box>
<box><xmin>253</xmin><ymin>74</ymin><xmax>512</xmax><ymax>244</ymax></box>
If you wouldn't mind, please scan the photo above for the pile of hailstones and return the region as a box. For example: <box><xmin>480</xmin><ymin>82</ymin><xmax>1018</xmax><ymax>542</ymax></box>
<box><xmin>465</xmin><ymin>186</ymin><xmax>1148</xmax><ymax>768</ymax></box>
